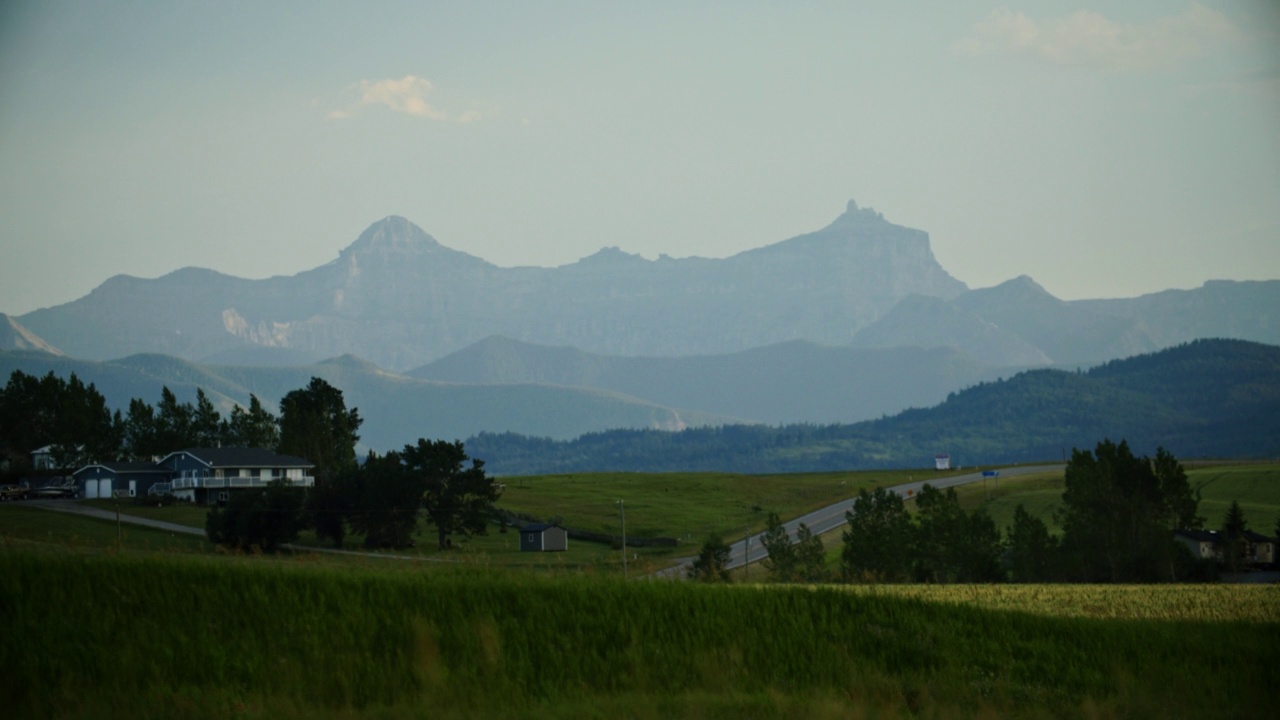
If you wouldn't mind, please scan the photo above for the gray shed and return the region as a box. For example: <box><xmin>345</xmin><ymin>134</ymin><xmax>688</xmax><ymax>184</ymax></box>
<box><xmin>520</xmin><ymin>523</ymin><xmax>568</xmax><ymax>552</ymax></box>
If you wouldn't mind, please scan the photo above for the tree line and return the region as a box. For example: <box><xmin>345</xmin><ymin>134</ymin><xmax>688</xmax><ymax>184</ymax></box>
<box><xmin>0</xmin><ymin>370</ymin><xmax>501</xmax><ymax>554</ymax></box>
<box><xmin>698</xmin><ymin>440</ymin><xmax>1256</xmax><ymax>584</ymax></box>
<box><xmin>0</xmin><ymin>370</ymin><xmax>281</xmax><ymax>469</ymax></box>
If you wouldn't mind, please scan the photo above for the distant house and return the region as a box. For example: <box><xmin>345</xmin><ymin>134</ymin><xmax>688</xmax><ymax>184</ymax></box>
<box><xmin>1175</xmin><ymin>529</ymin><xmax>1278</xmax><ymax>567</ymax></box>
<box><xmin>520</xmin><ymin>523</ymin><xmax>568</xmax><ymax>552</ymax></box>
<box><xmin>934</xmin><ymin>454</ymin><xmax>951</xmax><ymax>471</ymax></box>
<box><xmin>154</xmin><ymin>448</ymin><xmax>314</xmax><ymax>505</ymax></box>
<box><xmin>30</xmin><ymin>445</ymin><xmax>56</xmax><ymax>470</ymax></box>
<box><xmin>1175</xmin><ymin>529</ymin><xmax>1221</xmax><ymax>561</ymax></box>
<box><xmin>74</xmin><ymin>462</ymin><xmax>172</xmax><ymax>499</ymax></box>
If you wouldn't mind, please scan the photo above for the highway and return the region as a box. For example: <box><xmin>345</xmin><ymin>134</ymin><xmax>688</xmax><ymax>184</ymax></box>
<box><xmin>655</xmin><ymin>464</ymin><xmax>1064</xmax><ymax>579</ymax></box>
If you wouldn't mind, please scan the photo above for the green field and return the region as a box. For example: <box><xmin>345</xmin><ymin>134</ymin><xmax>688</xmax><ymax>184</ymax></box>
<box><xmin>2</xmin><ymin>548</ymin><xmax>1277</xmax><ymax>719</ymax></box>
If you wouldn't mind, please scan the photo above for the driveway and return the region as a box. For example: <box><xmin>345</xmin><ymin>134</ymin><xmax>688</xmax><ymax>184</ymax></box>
<box><xmin>18</xmin><ymin>499</ymin><xmax>452</xmax><ymax>562</ymax></box>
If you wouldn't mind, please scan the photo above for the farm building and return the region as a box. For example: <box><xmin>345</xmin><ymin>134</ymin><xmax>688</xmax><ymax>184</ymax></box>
<box><xmin>520</xmin><ymin>523</ymin><xmax>568</xmax><ymax>552</ymax></box>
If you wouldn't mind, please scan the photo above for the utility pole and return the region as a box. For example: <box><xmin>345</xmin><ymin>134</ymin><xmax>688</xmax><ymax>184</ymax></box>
<box><xmin>618</xmin><ymin>499</ymin><xmax>627</xmax><ymax>579</ymax></box>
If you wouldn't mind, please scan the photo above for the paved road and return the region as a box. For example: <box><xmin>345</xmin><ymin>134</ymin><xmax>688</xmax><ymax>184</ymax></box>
<box><xmin>655</xmin><ymin>464</ymin><xmax>1065</xmax><ymax>579</ymax></box>
<box><xmin>17</xmin><ymin>499</ymin><xmax>451</xmax><ymax>562</ymax></box>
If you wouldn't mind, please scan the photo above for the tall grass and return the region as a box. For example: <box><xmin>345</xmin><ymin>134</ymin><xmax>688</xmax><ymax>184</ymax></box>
<box><xmin>3</xmin><ymin>552</ymin><xmax>1277</xmax><ymax>719</ymax></box>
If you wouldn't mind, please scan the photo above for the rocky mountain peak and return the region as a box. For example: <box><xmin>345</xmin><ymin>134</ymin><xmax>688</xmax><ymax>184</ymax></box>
<box><xmin>342</xmin><ymin>215</ymin><xmax>441</xmax><ymax>257</ymax></box>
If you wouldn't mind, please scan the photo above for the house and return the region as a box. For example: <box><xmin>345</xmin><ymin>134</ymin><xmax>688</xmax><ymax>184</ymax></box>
<box><xmin>74</xmin><ymin>462</ymin><xmax>172</xmax><ymax>499</ymax></box>
<box><xmin>1175</xmin><ymin>529</ymin><xmax>1221</xmax><ymax>561</ymax></box>
<box><xmin>1175</xmin><ymin>529</ymin><xmax>1278</xmax><ymax>568</ymax></box>
<box><xmin>154</xmin><ymin>448</ymin><xmax>314</xmax><ymax>505</ymax></box>
<box><xmin>30</xmin><ymin>445</ymin><xmax>56</xmax><ymax>470</ymax></box>
<box><xmin>520</xmin><ymin>523</ymin><xmax>568</xmax><ymax>552</ymax></box>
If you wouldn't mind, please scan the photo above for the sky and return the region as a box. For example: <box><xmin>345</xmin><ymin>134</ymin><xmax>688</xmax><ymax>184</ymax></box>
<box><xmin>1</xmin><ymin>1</ymin><xmax>1277</xmax><ymax>316</ymax></box>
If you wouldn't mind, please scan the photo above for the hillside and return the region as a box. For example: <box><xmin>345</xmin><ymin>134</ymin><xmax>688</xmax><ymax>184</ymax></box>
<box><xmin>410</xmin><ymin>336</ymin><xmax>1005</xmax><ymax>425</ymax></box>
<box><xmin>464</xmin><ymin>339</ymin><xmax>1280</xmax><ymax>475</ymax></box>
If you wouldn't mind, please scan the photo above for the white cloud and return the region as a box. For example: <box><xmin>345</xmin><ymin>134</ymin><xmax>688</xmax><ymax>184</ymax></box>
<box><xmin>329</xmin><ymin>74</ymin><xmax>479</xmax><ymax>122</ymax></box>
<box><xmin>954</xmin><ymin>4</ymin><xmax>1242</xmax><ymax>71</ymax></box>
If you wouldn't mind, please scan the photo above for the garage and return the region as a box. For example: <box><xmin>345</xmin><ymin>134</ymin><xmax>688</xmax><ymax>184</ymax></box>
<box><xmin>83</xmin><ymin>479</ymin><xmax>99</xmax><ymax>499</ymax></box>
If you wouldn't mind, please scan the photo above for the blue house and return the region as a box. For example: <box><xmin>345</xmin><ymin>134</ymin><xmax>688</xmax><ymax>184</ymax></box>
<box><xmin>153</xmin><ymin>448</ymin><xmax>314</xmax><ymax>505</ymax></box>
<box><xmin>74</xmin><ymin>462</ymin><xmax>172</xmax><ymax>499</ymax></box>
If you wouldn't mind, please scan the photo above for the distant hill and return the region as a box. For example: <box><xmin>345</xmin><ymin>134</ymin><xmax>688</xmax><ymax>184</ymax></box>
<box><xmin>0</xmin><ymin>351</ymin><xmax>735</xmax><ymax>451</ymax></box>
<box><xmin>463</xmin><ymin>339</ymin><xmax>1280</xmax><ymax>475</ymax></box>
<box><xmin>854</xmin><ymin>276</ymin><xmax>1279</xmax><ymax>366</ymax></box>
<box><xmin>411</xmin><ymin>336</ymin><xmax>1005</xmax><ymax>425</ymax></box>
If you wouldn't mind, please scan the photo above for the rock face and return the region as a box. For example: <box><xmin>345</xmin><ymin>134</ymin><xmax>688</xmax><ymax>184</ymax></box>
<box><xmin>18</xmin><ymin>201</ymin><xmax>969</xmax><ymax>370</ymax></box>
<box><xmin>0</xmin><ymin>314</ymin><xmax>62</xmax><ymax>355</ymax></box>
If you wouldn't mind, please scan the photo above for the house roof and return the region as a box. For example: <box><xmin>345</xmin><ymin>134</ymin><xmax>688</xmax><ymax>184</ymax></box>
<box><xmin>1175</xmin><ymin>528</ymin><xmax>1277</xmax><ymax>543</ymax></box>
<box><xmin>162</xmin><ymin>448</ymin><xmax>313</xmax><ymax>469</ymax></box>
<box><xmin>523</xmin><ymin>523</ymin><xmax>562</xmax><ymax>533</ymax></box>
<box><xmin>74</xmin><ymin>462</ymin><xmax>168</xmax><ymax>476</ymax></box>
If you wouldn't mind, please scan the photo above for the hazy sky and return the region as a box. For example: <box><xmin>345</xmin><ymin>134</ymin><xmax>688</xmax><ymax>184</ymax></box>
<box><xmin>1</xmin><ymin>1</ymin><xmax>1277</xmax><ymax>316</ymax></box>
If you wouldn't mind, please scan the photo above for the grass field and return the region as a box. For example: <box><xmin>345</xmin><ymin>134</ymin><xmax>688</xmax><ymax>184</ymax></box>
<box><xmin>2</xmin><ymin>548</ymin><xmax>1276</xmax><ymax>719</ymax></box>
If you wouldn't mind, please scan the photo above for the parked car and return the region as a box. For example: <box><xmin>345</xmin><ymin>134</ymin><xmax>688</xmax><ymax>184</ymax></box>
<box><xmin>0</xmin><ymin>483</ymin><xmax>29</xmax><ymax>501</ymax></box>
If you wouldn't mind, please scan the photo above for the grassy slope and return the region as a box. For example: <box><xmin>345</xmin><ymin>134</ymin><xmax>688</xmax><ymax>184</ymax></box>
<box><xmin>2</xmin><ymin>550</ymin><xmax>1277</xmax><ymax>720</ymax></box>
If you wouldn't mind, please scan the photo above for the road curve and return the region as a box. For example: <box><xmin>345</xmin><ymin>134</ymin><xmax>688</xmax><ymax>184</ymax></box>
<box><xmin>655</xmin><ymin>464</ymin><xmax>1064</xmax><ymax>579</ymax></box>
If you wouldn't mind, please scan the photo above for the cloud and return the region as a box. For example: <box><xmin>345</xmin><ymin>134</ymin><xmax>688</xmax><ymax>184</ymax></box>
<box><xmin>328</xmin><ymin>75</ymin><xmax>477</xmax><ymax>122</ymax></box>
<box><xmin>954</xmin><ymin>4</ymin><xmax>1242</xmax><ymax>71</ymax></box>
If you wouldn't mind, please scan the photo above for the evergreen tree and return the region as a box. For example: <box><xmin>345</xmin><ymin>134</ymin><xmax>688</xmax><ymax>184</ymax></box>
<box><xmin>123</xmin><ymin>398</ymin><xmax>160</xmax><ymax>460</ymax></box>
<box><xmin>760</xmin><ymin>512</ymin><xmax>798</xmax><ymax>582</ymax></box>
<box><xmin>351</xmin><ymin>450</ymin><xmax>427</xmax><ymax>549</ymax></box>
<box><xmin>841</xmin><ymin>487</ymin><xmax>912</xmax><ymax>583</ymax></box>
<box><xmin>1007</xmin><ymin>504</ymin><xmax>1058</xmax><ymax>582</ymax></box>
<box><xmin>224</xmin><ymin>395</ymin><xmax>280</xmax><ymax>449</ymax></box>
<box><xmin>688</xmin><ymin>534</ymin><xmax>732</xmax><ymax>582</ymax></box>
<box><xmin>1221</xmin><ymin>500</ymin><xmax>1249</xmax><ymax>573</ymax></box>
<box><xmin>153</xmin><ymin>387</ymin><xmax>195</xmax><ymax>451</ymax></box>
<box><xmin>191</xmin><ymin>389</ymin><xmax>223</xmax><ymax>448</ymax></box>
<box><xmin>794</xmin><ymin>522</ymin><xmax>828</xmax><ymax>583</ymax></box>
<box><xmin>912</xmin><ymin>484</ymin><xmax>1002</xmax><ymax>583</ymax></box>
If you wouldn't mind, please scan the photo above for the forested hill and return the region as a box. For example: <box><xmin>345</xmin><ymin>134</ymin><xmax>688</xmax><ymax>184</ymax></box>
<box><xmin>465</xmin><ymin>339</ymin><xmax>1280</xmax><ymax>475</ymax></box>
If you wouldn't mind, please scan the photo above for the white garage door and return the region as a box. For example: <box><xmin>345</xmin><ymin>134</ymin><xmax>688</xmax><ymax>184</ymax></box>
<box><xmin>100</xmin><ymin>480</ymin><xmax>113</xmax><ymax>498</ymax></box>
<box><xmin>84</xmin><ymin>479</ymin><xmax>99</xmax><ymax>499</ymax></box>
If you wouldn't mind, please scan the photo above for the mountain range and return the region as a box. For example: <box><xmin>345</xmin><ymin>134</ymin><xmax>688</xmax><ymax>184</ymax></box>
<box><xmin>13</xmin><ymin>201</ymin><xmax>1279</xmax><ymax>375</ymax></box>
<box><xmin>3</xmin><ymin>200</ymin><xmax>1277</xmax><ymax>461</ymax></box>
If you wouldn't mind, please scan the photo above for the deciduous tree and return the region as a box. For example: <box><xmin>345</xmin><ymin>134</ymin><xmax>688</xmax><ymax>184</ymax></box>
<box><xmin>278</xmin><ymin>377</ymin><xmax>361</xmax><ymax>484</ymax></box>
<box><xmin>1059</xmin><ymin>440</ymin><xmax>1198</xmax><ymax>582</ymax></box>
<box><xmin>402</xmin><ymin>439</ymin><xmax>501</xmax><ymax>551</ymax></box>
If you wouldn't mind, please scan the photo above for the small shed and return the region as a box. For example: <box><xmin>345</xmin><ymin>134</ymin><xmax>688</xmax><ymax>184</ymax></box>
<box><xmin>934</xmin><ymin>454</ymin><xmax>951</xmax><ymax>471</ymax></box>
<box><xmin>520</xmin><ymin>523</ymin><xmax>568</xmax><ymax>552</ymax></box>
